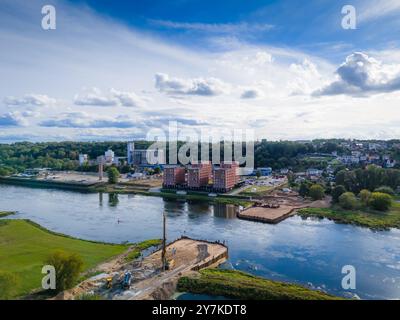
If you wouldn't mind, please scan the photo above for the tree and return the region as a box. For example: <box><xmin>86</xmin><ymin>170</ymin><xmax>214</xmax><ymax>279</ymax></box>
<box><xmin>309</xmin><ymin>184</ymin><xmax>325</xmax><ymax>200</ymax></box>
<box><xmin>299</xmin><ymin>182</ymin><xmax>310</xmax><ymax>198</ymax></box>
<box><xmin>359</xmin><ymin>189</ymin><xmax>371</xmax><ymax>206</ymax></box>
<box><xmin>339</xmin><ymin>192</ymin><xmax>358</xmax><ymax>210</ymax></box>
<box><xmin>0</xmin><ymin>166</ymin><xmax>12</xmax><ymax>176</ymax></box>
<box><xmin>0</xmin><ymin>271</ymin><xmax>20</xmax><ymax>299</ymax></box>
<box><xmin>45</xmin><ymin>251</ymin><xmax>84</xmax><ymax>292</ymax></box>
<box><xmin>368</xmin><ymin>192</ymin><xmax>392</xmax><ymax>211</ymax></box>
<box><xmin>332</xmin><ymin>185</ymin><xmax>346</xmax><ymax>203</ymax></box>
<box><xmin>374</xmin><ymin>186</ymin><xmax>395</xmax><ymax>196</ymax></box>
<box><xmin>153</xmin><ymin>167</ymin><xmax>161</xmax><ymax>175</ymax></box>
<box><xmin>107</xmin><ymin>167</ymin><xmax>120</xmax><ymax>184</ymax></box>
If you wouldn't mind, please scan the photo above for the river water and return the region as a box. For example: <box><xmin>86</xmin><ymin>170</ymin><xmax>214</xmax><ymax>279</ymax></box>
<box><xmin>1</xmin><ymin>184</ymin><xmax>399</xmax><ymax>299</ymax></box>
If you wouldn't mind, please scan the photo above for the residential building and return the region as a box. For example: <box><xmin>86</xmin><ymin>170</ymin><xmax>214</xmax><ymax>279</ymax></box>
<box><xmin>213</xmin><ymin>167</ymin><xmax>236</xmax><ymax>192</ymax></box>
<box><xmin>163</xmin><ymin>165</ymin><xmax>186</xmax><ymax>187</ymax></box>
<box><xmin>187</xmin><ymin>162</ymin><xmax>212</xmax><ymax>188</ymax></box>
<box><xmin>306</xmin><ymin>168</ymin><xmax>323</xmax><ymax>176</ymax></box>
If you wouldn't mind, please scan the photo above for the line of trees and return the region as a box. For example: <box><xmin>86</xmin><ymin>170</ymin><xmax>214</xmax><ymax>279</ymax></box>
<box><xmin>332</xmin><ymin>166</ymin><xmax>398</xmax><ymax>212</ymax></box>
<box><xmin>335</xmin><ymin>165</ymin><xmax>400</xmax><ymax>194</ymax></box>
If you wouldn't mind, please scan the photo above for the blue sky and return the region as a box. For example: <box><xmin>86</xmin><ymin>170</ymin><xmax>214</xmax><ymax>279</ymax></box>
<box><xmin>66</xmin><ymin>0</ymin><xmax>400</xmax><ymax>60</ymax></box>
<box><xmin>1</xmin><ymin>0</ymin><xmax>400</xmax><ymax>142</ymax></box>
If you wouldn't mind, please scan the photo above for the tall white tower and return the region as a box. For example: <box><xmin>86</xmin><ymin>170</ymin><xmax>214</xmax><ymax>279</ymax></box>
<box><xmin>127</xmin><ymin>142</ymin><xmax>135</xmax><ymax>165</ymax></box>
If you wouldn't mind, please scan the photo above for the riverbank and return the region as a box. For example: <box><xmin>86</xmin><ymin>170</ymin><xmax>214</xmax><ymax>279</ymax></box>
<box><xmin>177</xmin><ymin>269</ymin><xmax>343</xmax><ymax>300</ymax></box>
<box><xmin>0</xmin><ymin>211</ymin><xmax>16</xmax><ymax>218</ymax></box>
<box><xmin>0</xmin><ymin>177</ymin><xmax>253</xmax><ymax>207</ymax></box>
<box><xmin>0</xmin><ymin>219</ymin><xmax>159</xmax><ymax>299</ymax></box>
<box><xmin>59</xmin><ymin>237</ymin><xmax>228</xmax><ymax>300</ymax></box>
<box><xmin>298</xmin><ymin>202</ymin><xmax>400</xmax><ymax>230</ymax></box>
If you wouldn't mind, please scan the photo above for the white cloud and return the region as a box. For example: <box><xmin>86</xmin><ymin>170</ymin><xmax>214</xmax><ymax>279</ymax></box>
<box><xmin>40</xmin><ymin>112</ymin><xmax>137</xmax><ymax>128</ymax></box>
<box><xmin>74</xmin><ymin>88</ymin><xmax>145</xmax><ymax>107</ymax></box>
<box><xmin>314</xmin><ymin>52</ymin><xmax>400</xmax><ymax>96</ymax></box>
<box><xmin>4</xmin><ymin>94</ymin><xmax>56</xmax><ymax>107</ymax></box>
<box><xmin>241</xmin><ymin>88</ymin><xmax>264</xmax><ymax>99</ymax></box>
<box><xmin>155</xmin><ymin>73</ymin><xmax>231</xmax><ymax>96</ymax></box>
<box><xmin>0</xmin><ymin>111</ymin><xmax>28</xmax><ymax>126</ymax></box>
<box><xmin>359</xmin><ymin>0</ymin><xmax>400</xmax><ymax>22</ymax></box>
<box><xmin>149</xmin><ymin>20</ymin><xmax>274</xmax><ymax>34</ymax></box>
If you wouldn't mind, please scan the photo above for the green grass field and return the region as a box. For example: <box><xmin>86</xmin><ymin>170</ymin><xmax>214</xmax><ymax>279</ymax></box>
<box><xmin>238</xmin><ymin>185</ymin><xmax>273</xmax><ymax>197</ymax></box>
<box><xmin>177</xmin><ymin>269</ymin><xmax>342</xmax><ymax>300</ymax></box>
<box><xmin>298</xmin><ymin>201</ymin><xmax>400</xmax><ymax>230</ymax></box>
<box><xmin>0</xmin><ymin>219</ymin><xmax>129</xmax><ymax>298</ymax></box>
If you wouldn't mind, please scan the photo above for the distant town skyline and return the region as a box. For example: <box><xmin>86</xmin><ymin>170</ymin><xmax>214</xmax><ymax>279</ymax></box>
<box><xmin>1</xmin><ymin>0</ymin><xmax>400</xmax><ymax>143</ymax></box>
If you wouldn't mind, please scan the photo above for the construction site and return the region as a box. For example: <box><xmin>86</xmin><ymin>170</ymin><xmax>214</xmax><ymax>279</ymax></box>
<box><xmin>238</xmin><ymin>189</ymin><xmax>331</xmax><ymax>223</ymax></box>
<box><xmin>56</xmin><ymin>214</ymin><xmax>228</xmax><ymax>300</ymax></box>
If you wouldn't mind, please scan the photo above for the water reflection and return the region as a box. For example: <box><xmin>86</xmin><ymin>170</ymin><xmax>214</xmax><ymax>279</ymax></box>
<box><xmin>108</xmin><ymin>193</ymin><xmax>119</xmax><ymax>207</ymax></box>
<box><xmin>214</xmin><ymin>203</ymin><xmax>237</xmax><ymax>219</ymax></box>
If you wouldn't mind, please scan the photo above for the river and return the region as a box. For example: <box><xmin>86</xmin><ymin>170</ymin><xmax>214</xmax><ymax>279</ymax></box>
<box><xmin>1</xmin><ymin>184</ymin><xmax>399</xmax><ymax>299</ymax></box>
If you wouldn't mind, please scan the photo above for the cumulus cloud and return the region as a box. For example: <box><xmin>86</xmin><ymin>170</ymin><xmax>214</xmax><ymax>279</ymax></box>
<box><xmin>74</xmin><ymin>88</ymin><xmax>145</xmax><ymax>107</ymax></box>
<box><xmin>155</xmin><ymin>73</ymin><xmax>230</xmax><ymax>96</ymax></box>
<box><xmin>0</xmin><ymin>111</ymin><xmax>28</xmax><ymax>126</ymax></box>
<box><xmin>288</xmin><ymin>59</ymin><xmax>321</xmax><ymax>95</ymax></box>
<box><xmin>40</xmin><ymin>112</ymin><xmax>136</xmax><ymax>128</ymax></box>
<box><xmin>314</xmin><ymin>52</ymin><xmax>400</xmax><ymax>96</ymax></box>
<box><xmin>241</xmin><ymin>88</ymin><xmax>264</xmax><ymax>99</ymax></box>
<box><xmin>4</xmin><ymin>94</ymin><xmax>56</xmax><ymax>106</ymax></box>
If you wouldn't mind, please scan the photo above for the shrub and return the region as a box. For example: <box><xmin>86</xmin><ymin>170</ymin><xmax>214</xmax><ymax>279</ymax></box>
<box><xmin>309</xmin><ymin>184</ymin><xmax>325</xmax><ymax>200</ymax></box>
<box><xmin>359</xmin><ymin>189</ymin><xmax>371</xmax><ymax>206</ymax></box>
<box><xmin>374</xmin><ymin>186</ymin><xmax>395</xmax><ymax>196</ymax></box>
<box><xmin>332</xmin><ymin>185</ymin><xmax>346</xmax><ymax>203</ymax></box>
<box><xmin>45</xmin><ymin>251</ymin><xmax>84</xmax><ymax>292</ymax></box>
<box><xmin>76</xmin><ymin>293</ymin><xmax>102</xmax><ymax>300</ymax></box>
<box><xmin>0</xmin><ymin>271</ymin><xmax>20</xmax><ymax>299</ymax></box>
<box><xmin>338</xmin><ymin>192</ymin><xmax>358</xmax><ymax>210</ymax></box>
<box><xmin>368</xmin><ymin>192</ymin><xmax>392</xmax><ymax>211</ymax></box>
<box><xmin>107</xmin><ymin>167</ymin><xmax>120</xmax><ymax>184</ymax></box>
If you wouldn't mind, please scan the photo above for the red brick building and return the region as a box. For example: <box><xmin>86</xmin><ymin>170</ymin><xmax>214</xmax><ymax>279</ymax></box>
<box><xmin>213</xmin><ymin>161</ymin><xmax>239</xmax><ymax>192</ymax></box>
<box><xmin>187</xmin><ymin>162</ymin><xmax>212</xmax><ymax>188</ymax></box>
<box><xmin>163</xmin><ymin>165</ymin><xmax>186</xmax><ymax>187</ymax></box>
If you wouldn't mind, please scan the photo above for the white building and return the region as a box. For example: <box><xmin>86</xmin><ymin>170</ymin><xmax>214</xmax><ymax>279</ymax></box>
<box><xmin>79</xmin><ymin>154</ymin><xmax>88</xmax><ymax>166</ymax></box>
<box><xmin>104</xmin><ymin>149</ymin><xmax>115</xmax><ymax>164</ymax></box>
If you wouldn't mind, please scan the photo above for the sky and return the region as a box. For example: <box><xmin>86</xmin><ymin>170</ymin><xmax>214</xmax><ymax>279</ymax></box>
<box><xmin>1</xmin><ymin>0</ymin><xmax>400</xmax><ymax>143</ymax></box>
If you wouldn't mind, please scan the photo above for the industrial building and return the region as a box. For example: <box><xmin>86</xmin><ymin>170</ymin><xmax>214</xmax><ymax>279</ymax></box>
<box><xmin>127</xmin><ymin>142</ymin><xmax>164</xmax><ymax>166</ymax></box>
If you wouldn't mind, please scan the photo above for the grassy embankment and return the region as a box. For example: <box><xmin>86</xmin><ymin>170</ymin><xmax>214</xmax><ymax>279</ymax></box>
<box><xmin>298</xmin><ymin>201</ymin><xmax>400</xmax><ymax>230</ymax></box>
<box><xmin>177</xmin><ymin>269</ymin><xmax>342</xmax><ymax>300</ymax></box>
<box><xmin>0</xmin><ymin>219</ymin><xmax>157</xmax><ymax>298</ymax></box>
<box><xmin>238</xmin><ymin>185</ymin><xmax>274</xmax><ymax>197</ymax></box>
<box><xmin>0</xmin><ymin>211</ymin><xmax>16</xmax><ymax>218</ymax></box>
<box><xmin>124</xmin><ymin>239</ymin><xmax>162</xmax><ymax>262</ymax></box>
